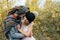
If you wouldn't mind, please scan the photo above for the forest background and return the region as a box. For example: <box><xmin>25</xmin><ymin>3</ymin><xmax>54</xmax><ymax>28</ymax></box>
<box><xmin>0</xmin><ymin>0</ymin><xmax>60</xmax><ymax>40</ymax></box>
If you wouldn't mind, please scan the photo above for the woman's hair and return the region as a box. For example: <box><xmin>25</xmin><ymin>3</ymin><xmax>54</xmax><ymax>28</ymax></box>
<box><xmin>26</xmin><ymin>12</ymin><xmax>35</xmax><ymax>23</ymax></box>
<box><xmin>8</xmin><ymin>6</ymin><xmax>20</xmax><ymax>16</ymax></box>
<box><xmin>8</xmin><ymin>6</ymin><xmax>30</xmax><ymax>16</ymax></box>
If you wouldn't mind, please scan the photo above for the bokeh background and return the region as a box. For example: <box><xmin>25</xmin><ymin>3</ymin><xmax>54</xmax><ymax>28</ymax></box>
<box><xmin>0</xmin><ymin>0</ymin><xmax>60</xmax><ymax>40</ymax></box>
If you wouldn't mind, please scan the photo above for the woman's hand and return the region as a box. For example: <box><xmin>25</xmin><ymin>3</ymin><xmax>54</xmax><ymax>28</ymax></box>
<box><xmin>18</xmin><ymin>24</ymin><xmax>33</xmax><ymax>37</ymax></box>
<box><xmin>29</xmin><ymin>31</ymin><xmax>33</xmax><ymax>37</ymax></box>
<box><xmin>17</xmin><ymin>22</ymin><xmax>34</xmax><ymax>37</ymax></box>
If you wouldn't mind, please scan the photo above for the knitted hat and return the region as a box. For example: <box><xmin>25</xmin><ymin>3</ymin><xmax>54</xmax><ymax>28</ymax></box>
<box><xmin>26</xmin><ymin>12</ymin><xmax>35</xmax><ymax>23</ymax></box>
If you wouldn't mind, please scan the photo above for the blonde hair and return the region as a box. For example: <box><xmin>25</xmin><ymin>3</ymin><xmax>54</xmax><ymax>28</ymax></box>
<box><xmin>32</xmin><ymin>11</ymin><xmax>38</xmax><ymax>18</ymax></box>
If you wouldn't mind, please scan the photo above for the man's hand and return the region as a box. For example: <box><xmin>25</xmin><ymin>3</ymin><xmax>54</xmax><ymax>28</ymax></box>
<box><xmin>17</xmin><ymin>24</ymin><xmax>21</xmax><ymax>32</ymax></box>
<box><xmin>17</xmin><ymin>24</ymin><xmax>21</xmax><ymax>28</ymax></box>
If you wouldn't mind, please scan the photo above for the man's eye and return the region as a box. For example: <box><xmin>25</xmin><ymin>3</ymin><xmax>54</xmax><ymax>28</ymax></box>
<box><xmin>22</xmin><ymin>16</ymin><xmax>25</xmax><ymax>19</ymax></box>
<box><xmin>23</xmin><ymin>16</ymin><xmax>24</xmax><ymax>19</ymax></box>
<box><xmin>23</xmin><ymin>16</ymin><xmax>24</xmax><ymax>17</ymax></box>
<box><xmin>23</xmin><ymin>15</ymin><xmax>26</xmax><ymax>18</ymax></box>
<box><xmin>23</xmin><ymin>15</ymin><xmax>25</xmax><ymax>17</ymax></box>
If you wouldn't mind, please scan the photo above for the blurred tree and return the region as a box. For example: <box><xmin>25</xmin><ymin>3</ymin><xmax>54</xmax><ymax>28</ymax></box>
<box><xmin>0</xmin><ymin>0</ymin><xmax>15</xmax><ymax>40</ymax></box>
<box><xmin>26</xmin><ymin>0</ymin><xmax>40</xmax><ymax>12</ymax></box>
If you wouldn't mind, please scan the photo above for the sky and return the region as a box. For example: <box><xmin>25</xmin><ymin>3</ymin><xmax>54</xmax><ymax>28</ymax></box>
<box><xmin>0</xmin><ymin>0</ymin><xmax>60</xmax><ymax>9</ymax></box>
<box><xmin>38</xmin><ymin>0</ymin><xmax>46</xmax><ymax>9</ymax></box>
<box><xmin>52</xmin><ymin>0</ymin><xmax>60</xmax><ymax>2</ymax></box>
<box><xmin>13</xmin><ymin>0</ymin><xmax>26</xmax><ymax>7</ymax></box>
<box><xmin>12</xmin><ymin>0</ymin><xmax>46</xmax><ymax>9</ymax></box>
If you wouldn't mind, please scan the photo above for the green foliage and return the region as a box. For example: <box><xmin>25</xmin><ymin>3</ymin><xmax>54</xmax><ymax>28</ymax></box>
<box><xmin>33</xmin><ymin>1</ymin><xmax>60</xmax><ymax>40</ymax></box>
<box><xmin>0</xmin><ymin>0</ymin><xmax>60</xmax><ymax>40</ymax></box>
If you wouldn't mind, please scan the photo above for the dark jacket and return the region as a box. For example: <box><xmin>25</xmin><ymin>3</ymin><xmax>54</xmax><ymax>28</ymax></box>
<box><xmin>4</xmin><ymin>15</ymin><xmax>24</xmax><ymax>40</ymax></box>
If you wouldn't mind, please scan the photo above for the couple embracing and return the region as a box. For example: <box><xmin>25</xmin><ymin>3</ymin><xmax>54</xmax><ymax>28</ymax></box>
<box><xmin>3</xmin><ymin>6</ymin><xmax>36</xmax><ymax>40</ymax></box>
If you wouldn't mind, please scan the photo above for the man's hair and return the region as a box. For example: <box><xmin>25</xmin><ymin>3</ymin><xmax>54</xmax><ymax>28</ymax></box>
<box><xmin>8</xmin><ymin>6</ymin><xmax>30</xmax><ymax>16</ymax></box>
<box><xmin>26</xmin><ymin>12</ymin><xmax>35</xmax><ymax>23</ymax></box>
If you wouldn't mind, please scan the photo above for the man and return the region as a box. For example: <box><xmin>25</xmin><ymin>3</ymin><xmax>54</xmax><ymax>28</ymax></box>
<box><xmin>3</xmin><ymin>6</ymin><xmax>30</xmax><ymax>40</ymax></box>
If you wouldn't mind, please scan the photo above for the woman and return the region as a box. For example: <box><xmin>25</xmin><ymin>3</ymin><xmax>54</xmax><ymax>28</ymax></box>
<box><xmin>17</xmin><ymin>12</ymin><xmax>36</xmax><ymax>40</ymax></box>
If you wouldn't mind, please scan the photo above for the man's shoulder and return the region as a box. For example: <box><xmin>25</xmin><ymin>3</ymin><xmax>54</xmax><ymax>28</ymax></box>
<box><xmin>7</xmin><ymin>15</ymin><xmax>13</xmax><ymax>18</ymax></box>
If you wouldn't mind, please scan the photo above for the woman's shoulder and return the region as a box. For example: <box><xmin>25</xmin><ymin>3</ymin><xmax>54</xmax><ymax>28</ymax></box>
<box><xmin>31</xmin><ymin>22</ymin><xmax>34</xmax><ymax>25</ymax></box>
<box><xmin>28</xmin><ymin>22</ymin><xmax>34</xmax><ymax>27</ymax></box>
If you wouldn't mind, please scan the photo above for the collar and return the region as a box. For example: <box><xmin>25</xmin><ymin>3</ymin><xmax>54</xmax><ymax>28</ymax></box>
<box><xmin>12</xmin><ymin>14</ymin><xmax>17</xmax><ymax>19</ymax></box>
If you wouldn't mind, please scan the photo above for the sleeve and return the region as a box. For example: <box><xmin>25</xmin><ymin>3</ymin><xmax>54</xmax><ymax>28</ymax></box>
<box><xmin>5</xmin><ymin>18</ymin><xmax>17</xmax><ymax>28</ymax></box>
<box><xmin>10</xmin><ymin>26</ymin><xmax>24</xmax><ymax>39</ymax></box>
